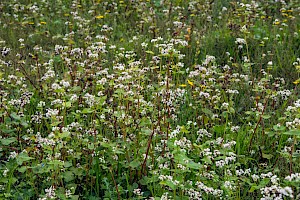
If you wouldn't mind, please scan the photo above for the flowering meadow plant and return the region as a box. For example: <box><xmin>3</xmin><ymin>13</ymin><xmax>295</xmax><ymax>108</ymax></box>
<box><xmin>0</xmin><ymin>0</ymin><xmax>300</xmax><ymax>199</ymax></box>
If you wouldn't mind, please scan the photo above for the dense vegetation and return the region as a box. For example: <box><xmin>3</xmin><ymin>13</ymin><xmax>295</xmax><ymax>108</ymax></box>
<box><xmin>0</xmin><ymin>0</ymin><xmax>300</xmax><ymax>199</ymax></box>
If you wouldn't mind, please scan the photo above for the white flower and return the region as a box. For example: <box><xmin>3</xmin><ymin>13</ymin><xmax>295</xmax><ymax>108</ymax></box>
<box><xmin>3</xmin><ymin>169</ymin><xmax>9</xmax><ymax>177</ymax></box>
<box><xmin>45</xmin><ymin>186</ymin><xmax>56</xmax><ymax>199</ymax></box>
<box><xmin>8</xmin><ymin>151</ymin><xmax>18</xmax><ymax>160</ymax></box>
<box><xmin>235</xmin><ymin>38</ymin><xmax>246</xmax><ymax>45</ymax></box>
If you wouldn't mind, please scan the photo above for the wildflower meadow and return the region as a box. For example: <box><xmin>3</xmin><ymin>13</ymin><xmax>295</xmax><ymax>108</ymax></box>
<box><xmin>0</xmin><ymin>0</ymin><xmax>300</xmax><ymax>199</ymax></box>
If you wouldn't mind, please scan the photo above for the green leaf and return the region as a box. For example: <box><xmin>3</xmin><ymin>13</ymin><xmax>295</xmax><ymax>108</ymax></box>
<box><xmin>64</xmin><ymin>101</ymin><xmax>72</xmax><ymax>108</ymax></box>
<box><xmin>145</xmin><ymin>50</ymin><xmax>154</xmax><ymax>54</ymax></box>
<box><xmin>115</xmin><ymin>150</ymin><xmax>124</xmax><ymax>154</ymax></box>
<box><xmin>129</xmin><ymin>159</ymin><xmax>140</xmax><ymax>169</ymax></box>
<box><xmin>10</xmin><ymin>112</ymin><xmax>21</xmax><ymax>121</ymax></box>
<box><xmin>16</xmin><ymin>153</ymin><xmax>34</xmax><ymax>165</ymax></box>
<box><xmin>53</xmin><ymin>55</ymin><xmax>62</xmax><ymax>62</ymax></box>
<box><xmin>18</xmin><ymin>166</ymin><xmax>28</xmax><ymax>173</ymax></box>
<box><xmin>88</xmin><ymin>143</ymin><xmax>94</xmax><ymax>150</ymax></box>
<box><xmin>20</xmin><ymin>121</ymin><xmax>29</xmax><ymax>127</ymax></box>
<box><xmin>100</xmin><ymin>142</ymin><xmax>111</xmax><ymax>148</ymax></box>
<box><xmin>61</xmin><ymin>131</ymin><xmax>70</xmax><ymax>138</ymax></box>
<box><xmin>48</xmin><ymin>160</ymin><xmax>65</xmax><ymax>166</ymax></box>
<box><xmin>259</xmin><ymin>179</ymin><xmax>270</xmax><ymax>188</ymax></box>
<box><xmin>174</xmin><ymin>152</ymin><xmax>190</xmax><ymax>164</ymax></box>
<box><xmin>181</xmin><ymin>126</ymin><xmax>189</xmax><ymax>134</ymax></box>
<box><xmin>160</xmin><ymin>180</ymin><xmax>176</xmax><ymax>190</ymax></box>
<box><xmin>262</xmin><ymin>153</ymin><xmax>273</xmax><ymax>160</ymax></box>
<box><xmin>71</xmin><ymin>195</ymin><xmax>79</xmax><ymax>200</ymax></box>
<box><xmin>71</xmin><ymin>86</ymin><xmax>82</xmax><ymax>92</ymax></box>
<box><xmin>82</xmin><ymin>108</ymin><xmax>94</xmax><ymax>114</ymax></box>
<box><xmin>214</xmin><ymin>125</ymin><xmax>224</xmax><ymax>134</ymax></box>
<box><xmin>249</xmin><ymin>185</ymin><xmax>259</xmax><ymax>192</ymax></box>
<box><xmin>187</xmin><ymin>161</ymin><xmax>201</xmax><ymax>169</ymax></box>
<box><xmin>273</xmin><ymin>125</ymin><xmax>285</xmax><ymax>131</ymax></box>
<box><xmin>63</xmin><ymin>171</ymin><xmax>75</xmax><ymax>182</ymax></box>
<box><xmin>64</xmin><ymin>161</ymin><xmax>73</xmax><ymax>168</ymax></box>
<box><xmin>201</xmin><ymin>157</ymin><xmax>212</xmax><ymax>164</ymax></box>
<box><xmin>141</xmin><ymin>128</ymin><xmax>152</xmax><ymax>135</ymax></box>
<box><xmin>1</xmin><ymin>129</ymin><xmax>15</xmax><ymax>134</ymax></box>
<box><xmin>229</xmin><ymin>107</ymin><xmax>235</xmax><ymax>113</ymax></box>
<box><xmin>245</xmin><ymin>111</ymin><xmax>253</xmax><ymax>115</ymax></box>
<box><xmin>283</xmin><ymin>130</ymin><xmax>300</xmax><ymax>136</ymax></box>
<box><xmin>202</xmin><ymin>108</ymin><xmax>213</xmax><ymax>117</ymax></box>
<box><xmin>1</xmin><ymin>137</ymin><xmax>17</xmax><ymax>145</ymax></box>
<box><xmin>262</xmin><ymin>115</ymin><xmax>271</xmax><ymax>119</ymax></box>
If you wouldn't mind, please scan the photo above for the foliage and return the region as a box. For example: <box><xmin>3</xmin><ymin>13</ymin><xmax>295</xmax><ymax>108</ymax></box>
<box><xmin>0</xmin><ymin>0</ymin><xmax>300</xmax><ymax>199</ymax></box>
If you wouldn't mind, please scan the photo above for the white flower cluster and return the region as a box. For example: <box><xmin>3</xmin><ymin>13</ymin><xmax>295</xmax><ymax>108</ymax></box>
<box><xmin>285</xmin><ymin>173</ymin><xmax>300</xmax><ymax>181</ymax></box>
<box><xmin>45</xmin><ymin>186</ymin><xmax>56</xmax><ymax>199</ymax></box>
<box><xmin>224</xmin><ymin>181</ymin><xmax>236</xmax><ymax>190</ymax></box>
<box><xmin>236</xmin><ymin>168</ymin><xmax>251</xmax><ymax>176</ymax></box>
<box><xmin>216</xmin><ymin>153</ymin><xmax>236</xmax><ymax>168</ymax></box>
<box><xmin>230</xmin><ymin>126</ymin><xmax>240</xmax><ymax>132</ymax></box>
<box><xmin>277</xmin><ymin>89</ymin><xmax>292</xmax><ymax>100</ymax></box>
<box><xmin>31</xmin><ymin>112</ymin><xmax>43</xmax><ymax>124</ymax></box>
<box><xmin>1</xmin><ymin>47</ymin><xmax>10</xmax><ymax>56</ymax></box>
<box><xmin>8</xmin><ymin>151</ymin><xmax>18</xmax><ymax>160</ymax></box>
<box><xmin>3</xmin><ymin>168</ymin><xmax>9</xmax><ymax>177</ymax></box>
<box><xmin>260</xmin><ymin>185</ymin><xmax>293</xmax><ymax>200</ymax></box>
<box><xmin>196</xmin><ymin>181</ymin><xmax>223</xmax><ymax>197</ymax></box>
<box><xmin>41</xmin><ymin>69</ymin><xmax>55</xmax><ymax>81</ymax></box>
<box><xmin>196</xmin><ymin>129</ymin><xmax>212</xmax><ymax>142</ymax></box>
<box><xmin>133</xmin><ymin>188</ymin><xmax>143</xmax><ymax>196</ymax></box>
<box><xmin>235</xmin><ymin>38</ymin><xmax>246</xmax><ymax>49</ymax></box>
<box><xmin>203</xmin><ymin>55</ymin><xmax>216</xmax><ymax>66</ymax></box>
<box><xmin>199</xmin><ymin>91</ymin><xmax>210</xmax><ymax>98</ymax></box>
<box><xmin>170</xmin><ymin>126</ymin><xmax>181</xmax><ymax>138</ymax></box>
<box><xmin>226</xmin><ymin>89</ymin><xmax>239</xmax><ymax>94</ymax></box>
<box><xmin>286</xmin><ymin>118</ymin><xmax>300</xmax><ymax>129</ymax></box>
<box><xmin>35</xmin><ymin>132</ymin><xmax>55</xmax><ymax>147</ymax></box>
<box><xmin>160</xmin><ymin>192</ymin><xmax>172</xmax><ymax>200</ymax></box>
<box><xmin>186</xmin><ymin>188</ymin><xmax>202</xmax><ymax>200</ymax></box>
<box><xmin>222</xmin><ymin>141</ymin><xmax>236</xmax><ymax>149</ymax></box>
<box><xmin>45</xmin><ymin>108</ymin><xmax>59</xmax><ymax>118</ymax></box>
<box><xmin>174</xmin><ymin>137</ymin><xmax>192</xmax><ymax>150</ymax></box>
<box><xmin>83</xmin><ymin>93</ymin><xmax>97</xmax><ymax>107</ymax></box>
<box><xmin>295</xmin><ymin>99</ymin><xmax>300</xmax><ymax>107</ymax></box>
<box><xmin>158</xmin><ymin>175</ymin><xmax>180</xmax><ymax>187</ymax></box>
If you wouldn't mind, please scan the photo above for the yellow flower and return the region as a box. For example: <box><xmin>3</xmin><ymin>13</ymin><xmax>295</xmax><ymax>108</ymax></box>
<box><xmin>28</xmin><ymin>22</ymin><xmax>35</xmax><ymax>25</ymax></box>
<box><xmin>96</xmin><ymin>15</ymin><xmax>104</xmax><ymax>19</ymax></box>
<box><xmin>179</xmin><ymin>84</ymin><xmax>187</xmax><ymax>87</ymax></box>
<box><xmin>293</xmin><ymin>79</ymin><xmax>300</xmax><ymax>85</ymax></box>
<box><xmin>295</xmin><ymin>65</ymin><xmax>300</xmax><ymax>72</ymax></box>
<box><xmin>187</xmin><ymin>80</ymin><xmax>194</xmax><ymax>86</ymax></box>
<box><xmin>187</xmin><ymin>27</ymin><xmax>191</xmax><ymax>34</ymax></box>
<box><xmin>274</xmin><ymin>21</ymin><xmax>280</xmax><ymax>25</ymax></box>
<box><xmin>40</xmin><ymin>21</ymin><xmax>46</xmax><ymax>25</ymax></box>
